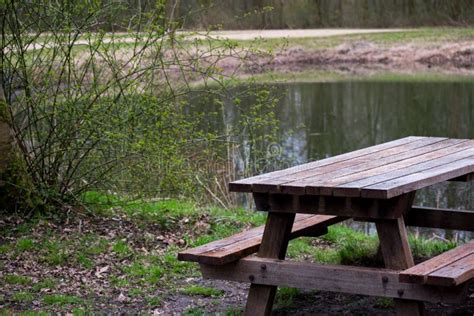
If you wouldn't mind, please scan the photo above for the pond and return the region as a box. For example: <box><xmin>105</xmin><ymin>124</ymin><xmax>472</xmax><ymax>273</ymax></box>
<box><xmin>191</xmin><ymin>79</ymin><xmax>474</xmax><ymax>240</ymax></box>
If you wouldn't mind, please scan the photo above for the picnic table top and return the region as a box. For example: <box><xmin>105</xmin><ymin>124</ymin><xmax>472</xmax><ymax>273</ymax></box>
<box><xmin>229</xmin><ymin>136</ymin><xmax>474</xmax><ymax>199</ymax></box>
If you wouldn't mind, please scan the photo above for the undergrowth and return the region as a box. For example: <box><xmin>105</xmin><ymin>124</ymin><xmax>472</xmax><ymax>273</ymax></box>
<box><xmin>0</xmin><ymin>196</ymin><xmax>460</xmax><ymax>314</ymax></box>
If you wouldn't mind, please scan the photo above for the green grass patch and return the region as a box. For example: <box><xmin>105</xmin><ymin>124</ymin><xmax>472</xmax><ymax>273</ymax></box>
<box><xmin>0</xmin><ymin>244</ymin><xmax>12</xmax><ymax>255</ymax></box>
<box><xmin>32</xmin><ymin>278</ymin><xmax>57</xmax><ymax>292</ymax></box>
<box><xmin>112</xmin><ymin>240</ymin><xmax>132</xmax><ymax>257</ymax></box>
<box><xmin>375</xmin><ymin>297</ymin><xmax>395</xmax><ymax>309</ymax></box>
<box><xmin>42</xmin><ymin>294</ymin><xmax>83</xmax><ymax>306</ymax></box>
<box><xmin>11</xmin><ymin>291</ymin><xmax>34</xmax><ymax>303</ymax></box>
<box><xmin>409</xmin><ymin>234</ymin><xmax>457</xmax><ymax>259</ymax></box>
<box><xmin>183</xmin><ymin>308</ymin><xmax>205</xmax><ymax>316</ymax></box>
<box><xmin>122</xmin><ymin>260</ymin><xmax>164</xmax><ymax>284</ymax></box>
<box><xmin>182</xmin><ymin>285</ymin><xmax>224</xmax><ymax>297</ymax></box>
<box><xmin>275</xmin><ymin>287</ymin><xmax>302</xmax><ymax>309</ymax></box>
<box><xmin>16</xmin><ymin>238</ymin><xmax>35</xmax><ymax>252</ymax></box>
<box><xmin>146</xmin><ymin>296</ymin><xmax>162</xmax><ymax>307</ymax></box>
<box><xmin>4</xmin><ymin>274</ymin><xmax>33</xmax><ymax>286</ymax></box>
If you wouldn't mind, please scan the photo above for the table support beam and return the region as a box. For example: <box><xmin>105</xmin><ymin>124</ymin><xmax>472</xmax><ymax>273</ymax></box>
<box><xmin>245</xmin><ymin>212</ymin><xmax>295</xmax><ymax>316</ymax></box>
<box><xmin>200</xmin><ymin>257</ymin><xmax>466</xmax><ymax>304</ymax></box>
<box><xmin>375</xmin><ymin>193</ymin><xmax>426</xmax><ymax>316</ymax></box>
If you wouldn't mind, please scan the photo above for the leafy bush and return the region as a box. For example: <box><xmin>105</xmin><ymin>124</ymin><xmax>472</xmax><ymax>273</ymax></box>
<box><xmin>0</xmin><ymin>1</ymin><xmax>279</xmax><ymax>212</ymax></box>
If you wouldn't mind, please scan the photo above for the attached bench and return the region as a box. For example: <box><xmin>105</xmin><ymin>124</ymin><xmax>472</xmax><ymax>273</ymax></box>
<box><xmin>178</xmin><ymin>214</ymin><xmax>345</xmax><ymax>265</ymax></box>
<box><xmin>400</xmin><ymin>240</ymin><xmax>474</xmax><ymax>287</ymax></box>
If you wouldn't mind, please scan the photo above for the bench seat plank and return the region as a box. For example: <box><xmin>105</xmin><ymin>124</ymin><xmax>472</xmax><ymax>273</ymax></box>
<box><xmin>178</xmin><ymin>214</ymin><xmax>345</xmax><ymax>265</ymax></box>
<box><xmin>426</xmin><ymin>253</ymin><xmax>474</xmax><ymax>286</ymax></box>
<box><xmin>400</xmin><ymin>240</ymin><xmax>474</xmax><ymax>285</ymax></box>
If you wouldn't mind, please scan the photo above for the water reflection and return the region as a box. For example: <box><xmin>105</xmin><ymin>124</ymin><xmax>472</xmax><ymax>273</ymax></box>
<box><xmin>193</xmin><ymin>80</ymin><xmax>474</xmax><ymax>240</ymax></box>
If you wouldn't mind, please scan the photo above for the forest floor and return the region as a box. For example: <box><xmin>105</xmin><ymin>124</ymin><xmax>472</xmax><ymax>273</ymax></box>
<box><xmin>1</xmin><ymin>197</ymin><xmax>474</xmax><ymax>315</ymax></box>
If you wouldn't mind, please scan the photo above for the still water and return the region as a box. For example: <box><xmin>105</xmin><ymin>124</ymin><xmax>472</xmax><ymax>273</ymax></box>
<box><xmin>193</xmin><ymin>80</ymin><xmax>474</xmax><ymax>239</ymax></box>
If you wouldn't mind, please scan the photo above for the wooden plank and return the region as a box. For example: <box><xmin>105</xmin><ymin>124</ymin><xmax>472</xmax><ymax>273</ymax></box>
<box><xmin>326</xmin><ymin>141</ymin><xmax>474</xmax><ymax>197</ymax></box>
<box><xmin>375</xmin><ymin>192</ymin><xmax>425</xmax><ymax>316</ymax></box>
<box><xmin>257</xmin><ymin>194</ymin><xmax>409</xmax><ymax>219</ymax></box>
<box><xmin>426</xmin><ymin>254</ymin><xmax>474</xmax><ymax>286</ymax></box>
<box><xmin>252</xmin><ymin>137</ymin><xmax>448</xmax><ymax>194</ymax></box>
<box><xmin>405</xmin><ymin>206</ymin><xmax>474</xmax><ymax>232</ymax></box>
<box><xmin>332</xmin><ymin>144</ymin><xmax>474</xmax><ymax>197</ymax></box>
<box><xmin>200</xmin><ymin>257</ymin><xmax>466</xmax><ymax>304</ymax></box>
<box><xmin>229</xmin><ymin>136</ymin><xmax>424</xmax><ymax>192</ymax></box>
<box><xmin>277</xmin><ymin>137</ymin><xmax>461</xmax><ymax>195</ymax></box>
<box><xmin>448</xmin><ymin>172</ymin><xmax>473</xmax><ymax>182</ymax></box>
<box><xmin>245</xmin><ymin>212</ymin><xmax>295</xmax><ymax>316</ymax></box>
<box><xmin>178</xmin><ymin>214</ymin><xmax>344</xmax><ymax>265</ymax></box>
<box><xmin>362</xmin><ymin>156</ymin><xmax>474</xmax><ymax>199</ymax></box>
<box><xmin>400</xmin><ymin>240</ymin><xmax>474</xmax><ymax>284</ymax></box>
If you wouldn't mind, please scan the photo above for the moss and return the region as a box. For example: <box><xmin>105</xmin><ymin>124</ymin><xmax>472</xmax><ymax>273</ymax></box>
<box><xmin>0</xmin><ymin>149</ymin><xmax>42</xmax><ymax>213</ymax></box>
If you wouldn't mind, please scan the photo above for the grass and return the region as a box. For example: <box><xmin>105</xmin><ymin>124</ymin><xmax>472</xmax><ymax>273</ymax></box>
<box><xmin>236</xmin><ymin>27</ymin><xmax>474</xmax><ymax>51</ymax></box>
<box><xmin>42</xmin><ymin>294</ymin><xmax>83</xmax><ymax>306</ymax></box>
<box><xmin>182</xmin><ymin>285</ymin><xmax>224</xmax><ymax>297</ymax></box>
<box><xmin>16</xmin><ymin>238</ymin><xmax>35</xmax><ymax>252</ymax></box>
<box><xmin>32</xmin><ymin>278</ymin><xmax>57</xmax><ymax>292</ymax></box>
<box><xmin>4</xmin><ymin>275</ymin><xmax>33</xmax><ymax>286</ymax></box>
<box><xmin>11</xmin><ymin>292</ymin><xmax>34</xmax><ymax>303</ymax></box>
<box><xmin>0</xmin><ymin>196</ymin><xmax>463</xmax><ymax>313</ymax></box>
<box><xmin>275</xmin><ymin>287</ymin><xmax>302</xmax><ymax>309</ymax></box>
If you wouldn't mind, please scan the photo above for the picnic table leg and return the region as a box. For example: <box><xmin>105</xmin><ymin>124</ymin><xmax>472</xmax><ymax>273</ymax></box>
<box><xmin>375</xmin><ymin>193</ymin><xmax>426</xmax><ymax>316</ymax></box>
<box><xmin>244</xmin><ymin>212</ymin><xmax>295</xmax><ymax>316</ymax></box>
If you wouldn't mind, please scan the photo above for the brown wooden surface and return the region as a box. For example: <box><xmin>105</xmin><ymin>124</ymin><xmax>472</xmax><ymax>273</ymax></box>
<box><xmin>245</xmin><ymin>212</ymin><xmax>295</xmax><ymax>316</ymax></box>
<box><xmin>177</xmin><ymin>214</ymin><xmax>344</xmax><ymax>265</ymax></box>
<box><xmin>200</xmin><ymin>257</ymin><xmax>466</xmax><ymax>304</ymax></box>
<box><xmin>426</xmin><ymin>253</ymin><xmax>474</xmax><ymax>286</ymax></box>
<box><xmin>400</xmin><ymin>240</ymin><xmax>474</xmax><ymax>286</ymax></box>
<box><xmin>405</xmin><ymin>206</ymin><xmax>474</xmax><ymax>232</ymax></box>
<box><xmin>375</xmin><ymin>193</ymin><xmax>425</xmax><ymax>316</ymax></box>
<box><xmin>229</xmin><ymin>137</ymin><xmax>474</xmax><ymax>200</ymax></box>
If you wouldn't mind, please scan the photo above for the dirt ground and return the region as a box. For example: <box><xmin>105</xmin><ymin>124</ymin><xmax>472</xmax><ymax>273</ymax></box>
<box><xmin>217</xmin><ymin>41</ymin><xmax>474</xmax><ymax>77</ymax></box>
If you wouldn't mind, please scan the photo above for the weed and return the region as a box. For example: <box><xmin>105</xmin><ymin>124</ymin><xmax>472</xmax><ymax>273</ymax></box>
<box><xmin>16</xmin><ymin>238</ymin><xmax>35</xmax><ymax>252</ymax></box>
<box><xmin>0</xmin><ymin>244</ymin><xmax>11</xmax><ymax>255</ymax></box>
<box><xmin>4</xmin><ymin>274</ymin><xmax>32</xmax><ymax>286</ymax></box>
<box><xmin>32</xmin><ymin>278</ymin><xmax>57</xmax><ymax>292</ymax></box>
<box><xmin>182</xmin><ymin>285</ymin><xmax>224</xmax><ymax>297</ymax></box>
<box><xmin>225</xmin><ymin>307</ymin><xmax>244</xmax><ymax>316</ymax></box>
<box><xmin>112</xmin><ymin>240</ymin><xmax>132</xmax><ymax>257</ymax></box>
<box><xmin>123</xmin><ymin>261</ymin><xmax>163</xmax><ymax>284</ymax></box>
<box><xmin>76</xmin><ymin>253</ymin><xmax>94</xmax><ymax>269</ymax></box>
<box><xmin>313</xmin><ymin>248</ymin><xmax>340</xmax><ymax>264</ymax></box>
<box><xmin>11</xmin><ymin>292</ymin><xmax>34</xmax><ymax>303</ymax></box>
<box><xmin>184</xmin><ymin>307</ymin><xmax>205</xmax><ymax>316</ymax></box>
<box><xmin>275</xmin><ymin>287</ymin><xmax>301</xmax><ymax>308</ymax></box>
<box><xmin>109</xmin><ymin>275</ymin><xmax>130</xmax><ymax>287</ymax></box>
<box><xmin>43</xmin><ymin>294</ymin><xmax>83</xmax><ymax>306</ymax></box>
<box><xmin>375</xmin><ymin>297</ymin><xmax>395</xmax><ymax>309</ymax></box>
<box><xmin>40</xmin><ymin>240</ymin><xmax>68</xmax><ymax>266</ymax></box>
<box><xmin>128</xmin><ymin>288</ymin><xmax>144</xmax><ymax>297</ymax></box>
<box><xmin>409</xmin><ymin>235</ymin><xmax>456</xmax><ymax>259</ymax></box>
<box><xmin>146</xmin><ymin>296</ymin><xmax>162</xmax><ymax>307</ymax></box>
<box><xmin>287</xmin><ymin>238</ymin><xmax>314</xmax><ymax>258</ymax></box>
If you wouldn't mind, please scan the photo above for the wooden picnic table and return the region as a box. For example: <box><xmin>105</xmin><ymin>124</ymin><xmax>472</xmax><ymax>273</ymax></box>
<box><xmin>179</xmin><ymin>136</ymin><xmax>474</xmax><ymax>315</ymax></box>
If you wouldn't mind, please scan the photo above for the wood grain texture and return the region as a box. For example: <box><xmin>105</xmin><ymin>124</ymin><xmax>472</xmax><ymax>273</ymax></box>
<box><xmin>177</xmin><ymin>214</ymin><xmax>344</xmax><ymax>265</ymax></box>
<box><xmin>229</xmin><ymin>136</ymin><xmax>424</xmax><ymax>192</ymax></box>
<box><xmin>400</xmin><ymin>240</ymin><xmax>474</xmax><ymax>285</ymax></box>
<box><xmin>254</xmin><ymin>137</ymin><xmax>448</xmax><ymax>193</ymax></box>
<box><xmin>200</xmin><ymin>257</ymin><xmax>466</xmax><ymax>304</ymax></box>
<box><xmin>281</xmin><ymin>138</ymin><xmax>465</xmax><ymax>195</ymax></box>
<box><xmin>375</xmin><ymin>193</ymin><xmax>425</xmax><ymax>316</ymax></box>
<box><xmin>229</xmin><ymin>137</ymin><xmax>474</xmax><ymax>199</ymax></box>
<box><xmin>362</xmin><ymin>156</ymin><xmax>474</xmax><ymax>198</ymax></box>
<box><xmin>426</xmin><ymin>254</ymin><xmax>474</xmax><ymax>286</ymax></box>
<box><xmin>245</xmin><ymin>212</ymin><xmax>295</xmax><ymax>316</ymax></box>
<box><xmin>405</xmin><ymin>206</ymin><xmax>474</xmax><ymax>232</ymax></box>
